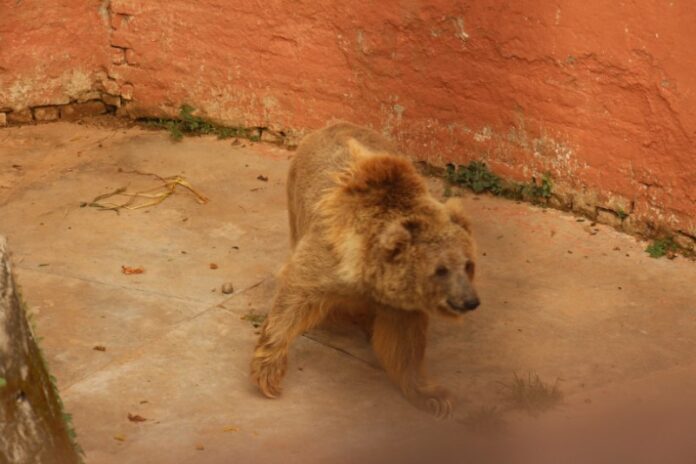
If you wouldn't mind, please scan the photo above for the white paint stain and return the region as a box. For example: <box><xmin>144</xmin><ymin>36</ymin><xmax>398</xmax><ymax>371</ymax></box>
<box><xmin>473</xmin><ymin>126</ymin><xmax>492</xmax><ymax>142</ymax></box>
<box><xmin>453</xmin><ymin>17</ymin><xmax>469</xmax><ymax>42</ymax></box>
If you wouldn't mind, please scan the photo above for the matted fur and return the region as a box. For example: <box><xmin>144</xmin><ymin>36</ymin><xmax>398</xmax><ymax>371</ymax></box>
<box><xmin>251</xmin><ymin>122</ymin><xmax>479</xmax><ymax>418</ymax></box>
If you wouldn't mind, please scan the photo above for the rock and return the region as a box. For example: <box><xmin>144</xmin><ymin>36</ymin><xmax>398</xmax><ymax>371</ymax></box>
<box><xmin>102</xmin><ymin>94</ymin><xmax>122</xmax><ymax>108</ymax></box>
<box><xmin>0</xmin><ymin>112</ymin><xmax>6</xmax><ymax>126</ymax></box>
<box><xmin>120</xmin><ymin>84</ymin><xmax>134</xmax><ymax>100</ymax></box>
<box><xmin>7</xmin><ymin>109</ymin><xmax>33</xmax><ymax>124</ymax></box>
<box><xmin>0</xmin><ymin>237</ymin><xmax>81</xmax><ymax>464</ymax></box>
<box><xmin>60</xmin><ymin>101</ymin><xmax>107</xmax><ymax>120</ymax></box>
<box><xmin>596</xmin><ymin>209</ymin><xmax>624</xmax><ymax>229</ymax></box>
<box><xmin>221</xmin><ymin>282</ymin><xmax>234</xmax><ymax>294</ymax></box>
<box><xmin>32</xmin><ymin>106</ymin><xmax>60</xmax><ymax>122</ymax></box>
<box><xmin>102</xmin><ymin>79</ymin><xmax>120</xmax><ymax>96</ymax></box>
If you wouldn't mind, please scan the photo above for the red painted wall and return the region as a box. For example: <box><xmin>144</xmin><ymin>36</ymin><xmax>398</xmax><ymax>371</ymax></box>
<box><xmin>1</xmin><ymin>1</ymin><xmax>694</xmax><ymax>239</ymax></box>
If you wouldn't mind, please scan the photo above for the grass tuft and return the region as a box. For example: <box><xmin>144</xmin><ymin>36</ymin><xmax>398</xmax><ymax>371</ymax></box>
<box><xmin>501</xmin><ymin>372</ymin><xmax>562</xmax><ymax>415</ymax></box>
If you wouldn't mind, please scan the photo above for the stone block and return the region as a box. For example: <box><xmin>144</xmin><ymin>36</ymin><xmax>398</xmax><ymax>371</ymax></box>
<box><xmin>33</xmin><ymin>106</ymin><xmax>60</xmax><ymax>122</ymax></box>
<box><xmin>7</xmin><ymin>109</ymin><xmax>33</xmax><ymax>124</ymax></box>
<box><xmin>60</xmin><ymin>101</ymin><xmax>107</xmax><ymax>120</ymax></box>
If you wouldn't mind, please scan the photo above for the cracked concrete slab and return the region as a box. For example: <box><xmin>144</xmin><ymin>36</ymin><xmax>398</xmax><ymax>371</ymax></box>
<box><xmin>1</xmin><ymin>121</ymin><xmax>696</xmax><ymax>463</ymax></box>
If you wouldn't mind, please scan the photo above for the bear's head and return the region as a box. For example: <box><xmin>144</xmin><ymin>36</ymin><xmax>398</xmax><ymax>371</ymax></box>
<box><xmin>323</xmin><ymin>142</ymin><xmax>480</xmax><ymax>316</ymax></box>
<box><xmin>367</xmin><ymin>197</ymin><xmax>479</xmax><ymax>316</ymax></box>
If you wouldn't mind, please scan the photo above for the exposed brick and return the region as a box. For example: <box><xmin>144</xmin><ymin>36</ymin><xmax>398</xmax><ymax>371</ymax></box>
<box><xmin>102</xmin><ymin>94</ymin><xmax>122</xmax><ymax>108</ymax></box>
<box><xmin>120</xmin><ymin>84</ymin><xmax>134</xmax><ymax>100</ymax></box>
<box><xmin>32</xmin><ymin>106</ymin><xmax>60</xmax><ymax>121</ymax></box>
<box><xmin>260</xmin><ymin>129</ymin><xmax>284</xmax><ymax>144</ymax></box>
<box><xmin>125</xmin><ymin>49</ymin><xmax>138</xmax><ymax>65</ymax></box>
<box><xmin>674</xmin><ymin>233</ymin><xmax>696</xmax><ymax>251</ymax></box>
<box><xmin>103</xmin><ymin>79</ymin><xmax>120</xmax><ymax>96</ymax></box>
<box><xmin>111</xmin><ymin>30</ymin><xmax>132</xmax><ymax>49</ymax></box>
<box><xmin>111</xmin><ymin>47</ymin><xmax>126</xmax><ymax>65</ymax></box>
<box><xmin>60</xmin><ymin>101</ymin><xmax>107</xmax><ymax>120</ymax></box>
<box><xmin>110</xmin><ymin>13</ymin><xmax>131</xmax><ymax>30</ymax></box>
<box><xmin>7</xmin><ymin>109</ymin><xmax>33</xmax><ymax>124</ymax></box>
<box><xmin>596</xmin><ymin>209</ymin><xmax>624</xmax><ymax>229</ymax></box>
<box><xmin>0</xmin><ymin>113</ymin><xmax>6</xmax><ymax>126</ymax></box>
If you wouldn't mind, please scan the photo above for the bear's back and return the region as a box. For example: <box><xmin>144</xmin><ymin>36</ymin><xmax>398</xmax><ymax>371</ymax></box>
<box><xmin>287</xmin><ymin>123</ymin><xmax>401</xmax><ymax>245</ymax></box>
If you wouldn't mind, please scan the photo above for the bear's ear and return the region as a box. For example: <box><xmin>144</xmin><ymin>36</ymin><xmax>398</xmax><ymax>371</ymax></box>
<box><xmin>379</xmin><ymin>221</ymin><xmax>412</xmax><ymax>259</ymax></box>
<box><xmin>444</xmin><ymin>198</ymin><xmax>472</xmax><ymax>233</ymax></box>
<box><xmin>347</xmin><ymin>138</ymin><xmax>372</xmax><ymax>160</ymax></box>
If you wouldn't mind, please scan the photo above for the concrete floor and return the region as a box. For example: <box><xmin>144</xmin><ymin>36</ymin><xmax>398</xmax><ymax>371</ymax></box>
<box><xmin>1</xmin><ymin>121</ymin><xmax>696</xmax><ymax>463</ymax></box>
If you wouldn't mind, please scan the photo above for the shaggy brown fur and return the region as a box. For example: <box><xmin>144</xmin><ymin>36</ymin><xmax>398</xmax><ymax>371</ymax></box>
<box><xmin>250</xmin><ymin>122</ymin><xmax>479</xmax><ymax>418</ymax></box>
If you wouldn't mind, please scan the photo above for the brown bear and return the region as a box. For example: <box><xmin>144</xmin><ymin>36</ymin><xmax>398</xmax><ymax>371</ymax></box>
<box><xmin>250</xmin><ymin>122</ymin><xmax>479</xmax><ymax>418</ymax></box>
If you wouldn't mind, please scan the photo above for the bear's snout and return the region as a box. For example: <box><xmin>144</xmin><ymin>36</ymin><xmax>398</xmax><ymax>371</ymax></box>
<box><xmin>446</xmin><ymin>296</ymin><xmax>480</xmax><ymax>312</ymax></box>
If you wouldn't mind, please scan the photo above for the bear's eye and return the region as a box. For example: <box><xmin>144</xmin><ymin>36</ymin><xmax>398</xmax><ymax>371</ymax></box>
<box><xmin>435</xmin><ymin>265</ymin><xmax>449</xmax><ymax>277</ymax></box>
<box><xmin>465</xmin><ymin>261</ymin><xmax>475</xmax><ymax>278</ymax></box>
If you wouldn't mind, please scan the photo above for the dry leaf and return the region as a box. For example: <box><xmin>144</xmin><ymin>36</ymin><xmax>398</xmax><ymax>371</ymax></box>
<box><xmin>121</xmin><ymin>265</ymin><xmax>144</xmax><ymax>275</ymax></box>
<box><xmin>128</xmin><ymin>413</ymin><xmax>147</xmax><ymax>423</ymax></box>
<box><xmin>114</xmin><ymin>434</ymin><xmax>126</xmax><ymax>442</ymax></box>
<box><xmin>222</xmin><ymin>425</ymin><xmax>240</xmax><ymax>432</ymax></box>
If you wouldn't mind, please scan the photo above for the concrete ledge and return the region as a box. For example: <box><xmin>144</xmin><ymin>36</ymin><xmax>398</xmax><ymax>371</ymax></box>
<box><xmin>0</xmin><ymin>237</ymin><xmax>81</xmax><ymax>464</ymax></box>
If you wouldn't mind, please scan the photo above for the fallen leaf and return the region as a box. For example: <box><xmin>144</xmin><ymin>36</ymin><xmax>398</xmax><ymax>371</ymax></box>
<box><xmin>128</xmin><ymin>413</ymin><xmax>147</xmax><ymax>423</ymax></box>
<box><xmin>121</xmin><ymin>265</ymin><xmax>144</xmax><ymax>275</ymax></box>
<box><xmin>256</xmin><ymin>175</ymin><xmax>268</xmax><ymax>182</ymax></box>
<box><xmin>223</xmin><ymin>425</ymin><xmax>240</xmax><ymax>432</ymax></box>
<box><xmin>93</xmin><ymin>345</ymin><xmax>106</xmax><ymax>352</ymax></box>
<box><xmin>114</xmin><ymin>434</ymin><xmax>127</xmax><ymax>442</ymax></box>
<box><xmin>209</xmin><ymin>263</ymin><xmax>218</xmax><ymax>270</ymax></box>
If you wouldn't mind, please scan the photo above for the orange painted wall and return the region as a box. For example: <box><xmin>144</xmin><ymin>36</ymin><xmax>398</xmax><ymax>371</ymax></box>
<box><xmin>1</xmin><ymin>1</ymin><xmax>694</xmax><ymax>237</ymax></box>
<box><xmin>0</xmin><ymin>0</ymin><xmax>110</xmax><ymax>110</ymax></box>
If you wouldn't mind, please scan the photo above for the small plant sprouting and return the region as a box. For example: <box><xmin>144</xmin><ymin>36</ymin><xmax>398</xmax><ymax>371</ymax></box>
<box><xmin>645</xmin><ymin>238</ymin><xmax>678</xmax><ymax>259</ymax></box>
<box><xmin>501</xmin><ymin>371</ymin><xmax>562</xmax><ymax>415</ymax></box>
<box><xmin>616</xmin><ymin>208</ymin><xmax>629</xmax><ymax>220</ymax></box>
<box><xmin>143</xmin><ymin>105</ymin><xmax>260</xmax><ymax>142</ymax></box>
<box><xmin>445</xmin><ymin>161</ymin><xmax>553</xmax><ymax>203</ymax></box>
<box><xmin>445</xmin><ymin>161</ymin><xmax>503</xmax><ymax>195</ymax></box>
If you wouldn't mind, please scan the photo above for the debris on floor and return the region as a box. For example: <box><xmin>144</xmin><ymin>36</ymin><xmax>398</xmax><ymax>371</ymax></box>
<box><xmin>121</xmin><ymin>265</ymin><xmax>145</xmax><ymax>275</ymax></box>
<box><xmin>82</xmin><ymin>170</ymin><xmax>208</xmax><ymax>212</ymax></box>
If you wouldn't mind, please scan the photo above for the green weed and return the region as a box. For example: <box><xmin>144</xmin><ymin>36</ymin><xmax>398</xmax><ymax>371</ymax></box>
<box><xmin>646</xmin><ymin>238</ymin><xmax>678</xmax><ymax>258</ymax></box>
<box><xmin>445</xmin><ymin>161</ymin><xmax>553</xmax><ymax>203</ymax></box>
<box><xmin>142</xmin><ymin>105</ymin><xmax>259</xmax><ymax>142</ymax></box>
<box><xmin>446</xmin><ymin>161</ymin><xmax>503</xmax><ymax>194</ymax></box>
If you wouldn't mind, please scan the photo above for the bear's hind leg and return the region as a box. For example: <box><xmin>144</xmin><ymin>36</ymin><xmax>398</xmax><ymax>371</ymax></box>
<box><xmin>371</xmin><ymin>306</ymin><xmax>453</xmax><ymax>418</ymax></box>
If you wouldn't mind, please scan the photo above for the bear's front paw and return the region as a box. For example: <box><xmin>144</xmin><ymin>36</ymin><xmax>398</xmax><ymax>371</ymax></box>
<box><xmin>250</xmin><ymin>352</ymin><xmax>288</xmax><ymax>398</ymax></box>
<box><xmin>412</xmin><ymin>385</ymin><xmax>454</xmax><ymax>419</ymax></box>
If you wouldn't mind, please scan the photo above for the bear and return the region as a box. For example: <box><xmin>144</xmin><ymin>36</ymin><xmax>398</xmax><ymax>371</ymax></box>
<box><xmin>250</xmin><ymin>122</ymin><xmax>480</xmax><ymax>418</ymax></box>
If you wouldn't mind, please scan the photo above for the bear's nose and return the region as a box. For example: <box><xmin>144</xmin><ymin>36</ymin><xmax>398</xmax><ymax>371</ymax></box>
<box><xmin>464</xmin><ymin>298</ymin><xmax>480</xmax><ymax>310</ymax></box>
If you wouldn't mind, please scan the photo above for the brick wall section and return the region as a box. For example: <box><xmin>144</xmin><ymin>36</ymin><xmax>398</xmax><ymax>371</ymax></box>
<box><xmin>0</xmin><ymin>1</ymin><xmax>694</xmax><ymax>244</ymax></box>
<box><xmin>0</xmin><ymin>1</ymin><xmax>112</xmax><ymax>116</ymax></box>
